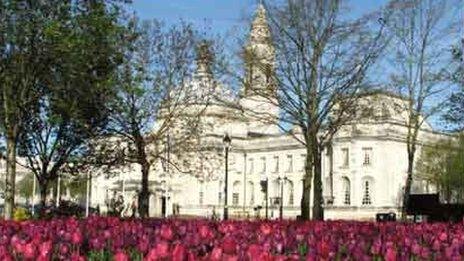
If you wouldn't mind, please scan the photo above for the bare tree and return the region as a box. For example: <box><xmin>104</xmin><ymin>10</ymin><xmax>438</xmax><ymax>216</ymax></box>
<box><xmin>241</xmin><ymin>1</ymin><xmax>389</xmax><ymax>220</ymax></box>
<box><xmin>384</xmin><ymin>0</ymin><xmax>460</xmax><ymax>217</ymax></box>
<box><xmin>102</xmin><ymin>19</ymin><xmax>218</xmax><ymax>217</ymax></box>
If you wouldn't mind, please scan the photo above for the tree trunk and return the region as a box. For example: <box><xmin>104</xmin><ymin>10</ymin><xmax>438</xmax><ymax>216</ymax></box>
<box><xmin>38</xmin><ymin>180</ymin><xmax>49</xmax><ymax>218</ymax></box>
<box><xmin>39</xmin><ymin>181</ymin><xmax>48</xmax><ymax>208</ymax></box>
<box><xmin>138</xmin><ymin>161</ymin><xmax>150</xmax><ymax>218</ymax></box>
<box><xmin>312</xmin><ymin>144</ymin><xmax>324</xmax><ymax>220</ymax></box>
<box><xmin>300</xmin><ymin>149</ymin><xmax>313</xmax><ymax>220</ymax></box>
<box><xmin>135</xmin><ymin>133</ymin><xmax>150</xmax><ymax>218</ymax></box>
<box><xmin>4</xmin><ymin>129</ymin><xmax>16</xmax><ymax>220</ymax></box>
<box><xmin>402</xmin><ymin>145</ymin><xmax>416</xmax><ymax>219</ymax></box>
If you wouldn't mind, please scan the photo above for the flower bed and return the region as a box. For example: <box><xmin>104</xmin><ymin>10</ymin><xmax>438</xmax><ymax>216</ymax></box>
<box><xmin>0</xmin><ymin>217</ymin><xmax>463</xmax><ymax>260</ymax></box>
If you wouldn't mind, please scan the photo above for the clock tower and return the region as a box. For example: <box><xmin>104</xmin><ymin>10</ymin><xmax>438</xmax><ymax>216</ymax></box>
<box><xmin>242</xmin><ymin>3</ymin><xmax>276</xmax><ymax>97</ymax></box>
<box><xmin>240</xmin><ymin>3</ymin><xmax>280</xmax><ymax>135</ymax></box>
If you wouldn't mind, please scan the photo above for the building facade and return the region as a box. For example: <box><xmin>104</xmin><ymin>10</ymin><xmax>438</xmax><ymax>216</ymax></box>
<box><xmin>90</xmin><ymin>4</ymin><xmax>448</xmax><ymax>220</ymax></box>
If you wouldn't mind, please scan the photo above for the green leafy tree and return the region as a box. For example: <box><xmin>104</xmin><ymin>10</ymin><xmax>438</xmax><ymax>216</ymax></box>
<box><xmin>16</xmin><ymin>173</ymin><xmax>34</xmax><ymax>202</ymax></box>
<box><xmin>445</xmin><ymin>39</ymin><xmax>464</xmax><ymax>130</ymax></box>
<box><xmin>16</xmin><ymin>0</ymin><xmax>126</xmax><ymax>208</ymax></box>
<box><xmin>0</xmin><ymin>0</ymin><xmax>55</xmax><ymax>219</ymax></box>
<box><xmin>417</xmin><ymin>135</ymin><xmax>464</xmax><ymax>203</ymax></box>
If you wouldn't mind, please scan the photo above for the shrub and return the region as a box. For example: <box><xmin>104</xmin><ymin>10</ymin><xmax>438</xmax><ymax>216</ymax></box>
<box><xmin>13</xmin><ymin>207</ymin><xmax>31</xmax><ymax>221</ymax></box>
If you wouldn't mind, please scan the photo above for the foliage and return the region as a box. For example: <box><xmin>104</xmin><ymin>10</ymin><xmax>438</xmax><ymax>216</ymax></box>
<box><xmin>0</xmin><ymin>0</ymin><xmax>57</xmax><ymax>219</ymax></box>
<box><xmin>417</xmin><ymin>135</ymin><xmax>464</xmax><ymax>203</ymax></box>
<box><xmin>13</xmin><ymin>0</ymin><xmax>127</xmax><ymax>208</ymax></box>
<box><xmin>445</xmin><ymin>40</ymin><xmax>464</xmax><ymax>130</ymax></box>
<box><xmin>445</xmin><ymin>91</ymin><xmax>464</xmax><ymax>131</ymax></box>
<box><xmin>16</xmin><ymin>174</ymin><xmax>34</xmax><ymax>200</ymax></box>
<box><xmin>0</xmin><ymin>217</ymin><xmax>464</xmax><ymax>260</ymax></box>
<box><xmin>13</xmin><ymin>207</ymin><xmax>30</xmax><ymax>222</ymax></box>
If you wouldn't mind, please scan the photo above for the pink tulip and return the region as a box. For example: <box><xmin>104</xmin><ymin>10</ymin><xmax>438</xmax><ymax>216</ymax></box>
<box><xmin>145</xmin><ymin>241</ymin><xmax>170</xmax><ymax>260</ymax></box>
<box><xmin>247</xmin><ymin>244</ymin><xmax>262</xmax><ymax>259</ymax></box>
<box><xmin>222</xmin><ymin>237</ymin><xmax>237</xmax><ymax>255</ymax></box>
<box><xmin>70</xmin><ymin>253</ymin><xmax>86</xmax><ymax>261</ymax></box>
<box><xmin>114</xmin><ymin>251</ymin><xmax>130</xmax><ymax>261</ymax></box>
<box><xmin>60</xmin><ymin>244</ymin><xmax>71</xmax><ymax>255</ymax></box>
<box><xmin>439</xmin><ymin>232</ymin><xmax>448</xmax><ymax>241</ymax></box>
<box><xmin>172</xmin><ymin>243</ymin><xmax>186</xmax><ymax>261</ymax></box>
<box><xmin>384</xmin><ymin>247</ymin><xmax>397</xmax><ymax>261</ymax></box>
<box><xmin>0</xmin><ymin>216</ymin><xmax>463</xmax><ymax>260</ymax></box>
<box><xmin>199</xmin><ymin>225</ymin><xmax>212</xmax><ymax>239</ymax></box>
<box><xmin>160</xmin><ymin>225</ymin><xmax>174</xmax><ymax>241</ymax></box>
<box><xmin>260</xmin><ymin>223</ymin><xmax>272</xmax><ymax>236</ymax></box>
<box><xmin>72</xmin><ymin>231</ymin><xmax>83</xmax><ymax>245</ymax></box>
<box><xmin>38</xmin><ymin>240</ymin><xmax>53</xmax><ymax>257</ymax></box>
<box><xmin>210</xmin><ymin>247</ymin><xmax>223</xmax><ymax>260</ymax></box>
<box><xmin>23</xmin><ymin>243</ymin><xmax>36</xmax><ymax>259</ymax></box>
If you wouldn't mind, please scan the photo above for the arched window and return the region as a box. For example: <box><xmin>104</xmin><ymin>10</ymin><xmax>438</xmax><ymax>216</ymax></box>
<box><xmin>248</xmin><ymin>181</ymin><xmax>255</xmax><ymax>205</ymax></box>
<box><xmin>342</xmin><ymin>177</ymin><xmax>351</xmax><ymax>205</ymax></box>
<box><xmin>286</xmin><ymin>181</ymin><xmax>294</xmax><ymax>206</ymax></box>
<box><xmin>362</xmin><ymin>180</ymin><xmax>372</xmax><ymax>205</ymax></box>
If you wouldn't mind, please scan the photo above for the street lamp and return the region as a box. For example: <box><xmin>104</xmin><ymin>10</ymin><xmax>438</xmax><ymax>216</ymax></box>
<box><xmin>223</xmin><ymin>134</ymin><xmax>231</xmax><ymax>220</ymax></box>
<box><xmin>85</xmin><ymin>169</ymin><xmax>91</xmax><ymax>218</ymax></box>
<box><xmin>277</xmin><ymin>176</ymin><xmax>288</xmax><ymax>220</ymax></box>
<box><xmin>31</xmin><ymin>174</ymin><xmax>36</xmax><ymax>216</ymax></box>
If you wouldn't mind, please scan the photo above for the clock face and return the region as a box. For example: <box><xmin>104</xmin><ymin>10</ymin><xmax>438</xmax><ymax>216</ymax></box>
<box><xmin>251</xmin><ymin>25</ymin><xmax>270</xmax><ymax>43</ymax></box>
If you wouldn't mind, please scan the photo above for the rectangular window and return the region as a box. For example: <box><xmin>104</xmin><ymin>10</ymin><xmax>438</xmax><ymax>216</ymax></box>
<box><xmin>286</xmin><ymin>155</ymin><xmax>293</xmax><ymax>172</ymax></box>
<box><xmin>272</xmin><ymin>156</ymin><xmax>279</xmax><ymax>173</ymax></box>
<box><xmin>232</xmin><ymin>193</ymin><xmax>239</xmax><ymax>205</ymax></box>
<box><xmin>218</xmin><ymin>192</ymin><xmax>222</xmax><ymax>205</ymax></box>
<box><xmin>248</xmin><ymin>158</ymin><xmax>254</xmax><ymax>174</ymax></box>
<box><xmin>341</xmin><ymin>148</ymin><xmax>349</xmax><ymax>167</ymax></box>
<box><xmin>362</xmin><ymin>148</ymin><xmax>373</xmax><ymax>166</ymax></box>
<box><xmin>260</xmin><ymin>157</ymin><xmax>266</xmax><ymax>173</ymax></box>
<box><xmin>300</xmin><ymin>154</ymin><xmax>307</xmax><ymax>171</ymax></box>
<box><xmin>199</xmin><ymin>192</ymin><xmax>204</xmax><ymax>205</ymax></box>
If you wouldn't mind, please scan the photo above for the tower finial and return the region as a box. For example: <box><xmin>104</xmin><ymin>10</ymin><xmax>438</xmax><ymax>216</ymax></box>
<box><xmin>249</xmin><ymin>1</ymin><xmax>270</xmax><ymax>45</ymax></box>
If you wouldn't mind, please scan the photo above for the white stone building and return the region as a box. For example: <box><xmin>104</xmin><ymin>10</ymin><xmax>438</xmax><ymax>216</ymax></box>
<box><xmin>90</xmin><ymin>4</ymin><xmax>449</xmax><ymax>220</ymax></box>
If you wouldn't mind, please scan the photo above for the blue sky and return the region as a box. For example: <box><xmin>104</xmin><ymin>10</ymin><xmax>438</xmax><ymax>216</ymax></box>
<box><xmin>130</xmin><ymin>0</ymin><xmax>461</xmax><ymax>130</ymax></box>
<box><xmin>131</xmin><ymin>0</ymin><xmax>388</xmax><ymax>35</ymax></box>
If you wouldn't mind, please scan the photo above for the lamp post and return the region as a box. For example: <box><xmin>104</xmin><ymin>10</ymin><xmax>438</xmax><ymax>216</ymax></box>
<box><xmin>277</xmin><ymin>176</ymin><xmax>288</xmax><ymax>220</ymax></box>
<box><xmin>31</xmin><ymin>174</ymin><xmax>36</xmax><ymax>216</ymax></box>
<box><xmin>56</xmin><ymin>174</ymin><xmax>61</xmax><ymax>207</ymax></box>
<box><xmin>85</xmin><ymin>170</ymin><xmax>91</xmax><ymax>218</ymax></box>
<box><xmin>223</xmin><ymin>134</ymin><xmax>231</xmax><ymax>220</ymax></box>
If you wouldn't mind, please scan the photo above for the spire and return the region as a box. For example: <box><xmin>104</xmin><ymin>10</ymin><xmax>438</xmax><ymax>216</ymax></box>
<box><xmin>249</xmin><ymin>3</ymin><xmax>271</xmax><ymax>45</ymax></box>
<box><xmin>195</xmin><ymin>40</ymin><xmax>213</xmax><ymax>79</ymax></box>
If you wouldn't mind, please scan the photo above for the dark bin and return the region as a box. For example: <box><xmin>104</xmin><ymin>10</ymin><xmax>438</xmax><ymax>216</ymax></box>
<box><xmin>376</xmin><ymin>212</ymin><xmax>396</xmax><ymax>222</ymax></box>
